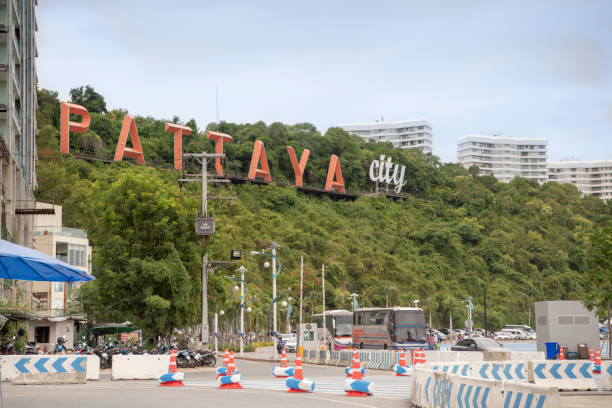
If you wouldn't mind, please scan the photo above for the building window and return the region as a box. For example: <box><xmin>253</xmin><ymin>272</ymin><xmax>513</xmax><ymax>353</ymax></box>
<box><xmin>35</xmin><ymin>326</ymin><xmax>50</xmax><ymax>343</ymax></box>
<box><xmin>32</xmin><ymin>292</ymin><xmax>49</xmax><ymax>310</ymax></box>
<box><xmin>56</xmin><ymin>242</ymin><xmax>68</xmax><ymax>263</ymax></box>
<box><xmin>53</xmin><ymin>282</ymin><xmax>64</xmax><ymax>292</ymax></box>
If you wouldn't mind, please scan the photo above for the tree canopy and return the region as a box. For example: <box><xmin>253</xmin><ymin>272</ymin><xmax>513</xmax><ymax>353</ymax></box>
<box><xmin>34</xmin><ymin>86</ymin><xmax>612</xmax><ymax>340</ymax></box>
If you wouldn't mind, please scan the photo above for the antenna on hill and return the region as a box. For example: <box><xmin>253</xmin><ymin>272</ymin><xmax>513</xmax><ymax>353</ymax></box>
<box><xmin>216</xmin><ymin>85</ymin><xmax>219</xmax><ymax>131</ymax></box>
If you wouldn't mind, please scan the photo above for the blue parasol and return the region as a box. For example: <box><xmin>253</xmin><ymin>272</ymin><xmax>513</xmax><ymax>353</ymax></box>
<box><xmin>0</xmin><ymin>239</ymin><xmax>95</xmax><ymax>282</ymax></box>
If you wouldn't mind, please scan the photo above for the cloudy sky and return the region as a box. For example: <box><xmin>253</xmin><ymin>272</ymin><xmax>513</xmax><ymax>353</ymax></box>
<box><xmin>37</xmin><ymin>0</ymin><xmax>611</xmax><ymax>163</ymax></box>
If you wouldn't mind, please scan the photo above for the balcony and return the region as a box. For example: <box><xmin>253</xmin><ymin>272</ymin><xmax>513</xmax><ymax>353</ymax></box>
<box><xmin>34</xmin><ymin>226</ymin><xmax>88</xmax><ymax>239</ymax></box>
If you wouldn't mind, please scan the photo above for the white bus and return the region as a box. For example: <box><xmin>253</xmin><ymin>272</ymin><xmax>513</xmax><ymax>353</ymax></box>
<box><xmin>311</xmin><ymin>310</ymin><xmax>353</xmax><ymax>350</ymax></box>
<box><xmin>352</xmin><ymin>307</ymin><xmax>427</xmax><ymax>350</ymax></box>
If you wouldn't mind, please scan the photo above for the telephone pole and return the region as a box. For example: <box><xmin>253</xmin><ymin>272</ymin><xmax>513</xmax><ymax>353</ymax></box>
<box><xmin>180</xmin><ymin>152</ymin><xmax>228</xmax><ymax>349</ymax></box>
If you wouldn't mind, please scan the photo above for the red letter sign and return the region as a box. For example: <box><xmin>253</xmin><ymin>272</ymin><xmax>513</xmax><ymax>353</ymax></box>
<box><xmin>248</xmin><ymin>140</ymin><xmax>271</xmax><ymax>182</ymax></box>
<box><xmin>325</xmin><ymin>154</ymin><xmax>345</xmax><ymax>193</ymax></box>
<box><xmin>165</xmin><ymin>123</ymin><xmax>193</xmax><ymax>170</ymax></box>
<box><xmin>287</xmin><ymin>146</ymin><xmax>310</xmax><ymax>187</ymax></box>
<box><xmin>207</xmin><ymin>131</ymin><xmax>233</xmax><ymax>175</ymax></box>
<box><xmin>60</xmin><ymin>102</ymin><xmax>90</xmax><ymax>154</ymax></box>
<box><xmin>114</xmin><ymin>115</ymin><xmax>145</xmax><ymax>165</ymax></box>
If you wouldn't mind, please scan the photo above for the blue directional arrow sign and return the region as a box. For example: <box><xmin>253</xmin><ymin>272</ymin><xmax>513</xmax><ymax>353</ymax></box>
<box><xmin>607</xmin><ymin>364</ymin><xmax>612</xmax><ymax>376</ymax></box>
<box><xmin>34</xmin><ymin>358</ymin><xmax>49</xmax><ymax>373</ymax></box>
<box><xmin>515</xmin><ymin>363</ymin><xmax>525</xmax><ymax>380</ymax></box>
<box><xmin>52</xmin><ymin>357</ymin><xmax>68</xmax><ymax>373</ymax></box>
<box><xmin>457</xmin><ymin>383</ymin><xmax>465</xmax><ymax>408</ymax></box>
<box><xmin>492</xmin><ymin>364</ymin><xmax>501</xmax><ymax>380</ymax></box>
<box><xmin>550</xmin><ymin>364</ymin><xmax>561</xmax><ymax>379</ymax></box>
<box><xmin>71</xmin><ymin>357</ymin><xmax>86</xmax><ymax>373</ymax></box>
<box><xmin>446</xmin><ymin>382</ymin><xmax>453</xmax><ymax>407</ymax></box>
<box><xmin>462</xmin><ymin>365</ymin><xmax>469</xmax><ymax>377</ymax></box>
<box><xmin>479</xmin><ymin>364</ymin><xmax>489</xmax><ymax>379</ymax></box>
<box><xmin>15</xmin><ymin>358</ymin><xmax>30</xmax><ymax>374</ymax></box>
<box><xmin>524</xmin><ymin>394</ymin><xmax>535</xmax><ymax>408</ymax></box>
<box><xmin>504</xmin><ymin>391</ymin><xmax>513</xmax><ymax>408</ymax></box>
<box><xmin>472</xmin><ymin>385</ymin><xmax>482</xmax><ymax>408</ymax></box>
<box><xmin>503</xmin><ymin>364</ymin><xmax>513</xmax><ymax>380</ymax></box>
<box><xmin>464</xmin><ymin>384</ymin><xmax>473</xmax><ymax>408</ymax></box>
<box><xmin>534</xmin><ymin>364</ymin><xmax>546</xmax><ymax>379</ymax></box>
<box><xmin>579</xmin><ymin>363</ymin><xmax>592</xmax><ymax>378</ymax></box>
<box><xmin>481</xmin><ymin>387</ymin><xmax>490</xmax><ymax>408</ymax></box>
<box><xmin>564</xmin><ymin>363</ymin><xmax>576</xmax><ymax>379</ymax></box>
<box><xmin>425</xmin><ymin>377</ymin><xmax>431</xmax><ymax>402</ymax></box>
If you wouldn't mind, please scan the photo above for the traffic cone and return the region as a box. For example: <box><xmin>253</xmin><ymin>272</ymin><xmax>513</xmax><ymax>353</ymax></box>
<box><xmin>219</xmin><ymin>351</ymin><xmax>243</xmax><ymax>389</ymax></box>
<box><xmin>345</xmin><ymin>350</ymin><xmax>373</xmax><ymax>396</ymax></box>
<box><xmin>421</xmin><ymin>348</ymin><xmax>427</xmax><ymax>364</ymax></box>
<box><xmin>559</xmin><ymin>347</ymin><xmax>565</xmax><ymax>360</ymax></box>
<box><xmin>395</xmin><ymin>350</ymin><xmax>407</xmax><ymax>376</ymax></box>
<box><xmin>281</xmin><ymin>348</ymin><xmax>288</xmax><ymax>368</ymax></box>
<box><xmin>287</xmin><ymin>352</ymin><xmax>312</xmax><ymax>393</ymax></box>
<box><xmin>160</xmin><ymin>349</ymin><xmax>184</xmax><ymax>386</ymax></box>
<box><xmin>216</xmin><ymin>349</ymin><xmax>230</xmax><ymax>379</ymax></box>
<box><xmin>589</xmin><ymin>347</ymin><xmax>594</xmax><ymax>364</ymax></box>
<box><xmin>345</xmin><ymin>351</ymin><xmax>365</xmax><ymax>377</ymax></box>
<box><xmin>594</xmin><ymin>348</ymin><xmax>601</xmax><ymax>374</ymax></box>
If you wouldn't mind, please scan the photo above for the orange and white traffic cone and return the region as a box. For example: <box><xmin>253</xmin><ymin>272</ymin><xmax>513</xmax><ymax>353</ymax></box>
<box><xmin>393</xmin><ymin>349</ymin><xmax>409</xmax><ymax>376</ymax></box>
<box><xmin>216</xmin><ymin>349</ymin><xmax>230</xmax><ymax>379</ymax></box>
<box><xmin>594</xmin><ymin>348</ymin><xmax>601</xmax><ymax>374</ymax></box>
<box><xmin>559</xmin><ymin>347</ymin><xmax>565</xmax><ymax>360</ymax></box>
<box><xmin>159</xmin><ymin>349</ymin><xmax>185</xmax><ymax>386</ymax></box>
<box><xmin>345</xmin><ymin>350</ymin><xmax>374</xmax><ymax>396</ymax></box>
<box><xmin>281</xmin><ymin>348</ymin><xmax>288</xmax><ymax>368</ymax></box>
<box><xmin>421</xmin><ymin>348</ymin><xmax>427</xmax><ymax>364</ymax></box>
<box><xmin>287</xmin><ymin>352</ymin><xmax>314</xmax><ymax>392</ymax></box>
<box><xmin>219</xmin><ymin>351</ymin><xmax>243</xmax><ymax>389</ymax></box>
<box><xmin>589</xmin><ymin>347</ymin><xmax>594</xmax><ymax>364</ymax></box>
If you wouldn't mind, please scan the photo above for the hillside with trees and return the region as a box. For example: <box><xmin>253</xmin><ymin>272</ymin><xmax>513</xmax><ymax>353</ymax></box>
<box><xmin>34</xmin><ymin>86</ymin><xmax>612</xmax><ymax>341</ymax></box>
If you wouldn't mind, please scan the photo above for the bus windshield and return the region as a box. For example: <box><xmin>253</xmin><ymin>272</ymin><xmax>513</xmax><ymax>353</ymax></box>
<box><xmin>335</xmin><ymin>315</ymin><xmax>352</xmax><ymax>337</ymax></box>
<box><xmin>394</xmin><ymin>310</ymin><xmax>426</xmax><ymax>343</ymax></box>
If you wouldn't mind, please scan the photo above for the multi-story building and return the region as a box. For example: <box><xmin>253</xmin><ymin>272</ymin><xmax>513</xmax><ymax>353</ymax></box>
<box><xmin>0</xmin><ymin>0</ymin><xmax>38</xmax><ymax>246</ymax></box>
<box><xmin>457</xmin><ymin>135</ymin><xmax>548</xmax><ymax>183</ymax></box>
<box><xmin>547</xmin><ymin>161</ymin><xmax>612</xmax><ymax>201</ymax></box>
<box><xmin>338</xmin><ymin>120</ymin><xmax>433</xmax><ymax>154</ymax></box>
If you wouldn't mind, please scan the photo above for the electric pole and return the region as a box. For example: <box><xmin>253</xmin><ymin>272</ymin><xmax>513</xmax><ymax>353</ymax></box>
<box><xmin>180</xmin><ymin>152</ymin><xmax>228</xmax><ymax>349</ymax></box>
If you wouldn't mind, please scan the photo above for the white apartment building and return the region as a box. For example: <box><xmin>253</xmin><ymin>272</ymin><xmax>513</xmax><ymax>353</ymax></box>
<box><xmin>457</xmin><ymin>135</ymin><xmax>548</xmax><ymax>183</ymax></box>
<box><xmin>338</xmin><ymin>120</ymin><xmax>433</xmax><ymax>154</ymax></box>
<box><xmin>547</xmin><ymin>161</ymin><xmax>612</xmax><ymax>201</ymax></box>
<box><xmin>31</xmin><ymin>203</ymin><xmax>92</xmax><ymax>317</ymax></box>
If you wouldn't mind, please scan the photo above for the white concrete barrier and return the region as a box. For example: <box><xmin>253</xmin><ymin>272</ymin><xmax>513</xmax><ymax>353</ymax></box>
<box><xmin>411</xmin><ymin>367</ymin><xmax>503</xmax><ymax>408</ymax></box>
<box><xmin>601</xmin><ymin>360</ymin><xmax>612</xmax><ymax>391</ymax></box>
<box><xmin>502</xmin><ymin>381</ymin><xmax>560</xmax><ymax>408</ymax></box>
<box><xmin>456</xmin><ymin>351</ymin><xmax>483</xmax><ymax>362</ymax></box>
<box><xmin>424</xmin><ymin>351</ymin><xmax>457</xmax><ymax>362</ymax></box>
<box><xmin>511</xmin><ymin>351</ymin><xmax>545</xmax><ymax>361</ymax></box>
<box><xmin>1</xmin><ymin>354</ymin><xmax>99</xmax><ymax>381</ymax></box>
<box><xmin>111</xmin><ymin>355</ymin><xmax>170</xmax><ymax>380</ymax></box>
<box><xmin>528</xmin><ymin>360</ymin><xmax>597</xmax><ymax>391</ymax></box>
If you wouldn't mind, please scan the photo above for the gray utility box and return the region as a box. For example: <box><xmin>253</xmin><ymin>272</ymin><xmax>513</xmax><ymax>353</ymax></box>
<box><xmin>535</xmin><ymin>300</ymin><xmax>599</xmax><ymax>353</ymax></box>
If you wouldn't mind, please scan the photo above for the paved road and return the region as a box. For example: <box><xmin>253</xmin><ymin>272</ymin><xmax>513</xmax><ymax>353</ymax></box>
<box><xmin>2</xmin><ymin>360</ymin><xmax>411</xmax><ymax>408</ymax></box>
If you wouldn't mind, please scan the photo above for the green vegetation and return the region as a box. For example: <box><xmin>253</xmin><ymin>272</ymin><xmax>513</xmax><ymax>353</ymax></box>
<box><xmin>34</xmin><ymin>86</ymin><xmax>612</xmax><ymax>340</ymax></box>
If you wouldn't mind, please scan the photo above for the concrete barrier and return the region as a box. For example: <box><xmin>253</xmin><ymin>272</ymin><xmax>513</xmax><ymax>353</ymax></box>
<box><xmin>483</xmin><ymin>351</ymin><xmax>511</xmax><ymax>361</ymax></box>
<box><xmin>601</xmin><ymin>360</ymin><xmax>612</xmax><ymax>391</ymax></box>
<box><xmin>424</xmin><ymin>351</ymin><xmax>457</xmax><ymax>362</ymax></box>
<box><xmin>511</xmin><ymin>351</ymin><xmax>545</xmax><ymax>361</ymax></box>
<box><xmin>13</xmin><ymin>371</ymin><xmax>87</xmax><ymax>385</ymax></box>
<box><xmin>502</xmin><ymin>381</ymin><xmax>560</xmax><ymax>408</ymax></box>
<box><xmin>411</xmin><ymin>367</ymin><xmax>503</xmax><ymax>408</ymax></box>
<box><xmin>456</xmin><ymin>351</ymin><xmax>483</xmax><ymax>362</ymax></box>
<box><xmin>1</xmin><ymin>355</ymin><xmax>98</xmax><ymax>381</ymax></box>
<box><xmin>471</xmin><ymin>361</ymin><xmax>528</xmax><ymax>382</ymax></box>
<box><xmin>528</xmin><ymin>360</ymin><xmax>597</xmax><ymax>391</ymax></box>
<box><xmin>111</xmin><ymin>355</ymin><xmax>170</xmax><ymax>380</ymax></box>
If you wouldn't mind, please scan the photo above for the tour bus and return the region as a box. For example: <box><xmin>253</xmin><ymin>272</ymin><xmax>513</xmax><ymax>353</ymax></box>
<box><xmin>311</xmin><ymin>310</ymin><xmax>353</xmax><ymax>350</ymax></box>
<box><xmin>352</xmin><ymin>307</ymin><xmax>427</xmax><ymax>350</ymax></box>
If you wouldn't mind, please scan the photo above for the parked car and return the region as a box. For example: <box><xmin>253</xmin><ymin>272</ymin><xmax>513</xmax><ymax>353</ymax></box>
<box><xmin>280</xmin><ymin>333</ymin><xmax>297</xmax><ymax>353</ymax></box>
<box><xmin>439</xmin><ymin>328</ymin><xmax>450</xmax><ymax>336</ymax></box>
<box><xmin>431</xmin><ymin>329</ymin><xmax>447</xmax><ymax>341</ymax></box>
<box><xmin>451</xmin><ymin>338</ymin><xmax>505</xmax><ymax>352</ymax></box>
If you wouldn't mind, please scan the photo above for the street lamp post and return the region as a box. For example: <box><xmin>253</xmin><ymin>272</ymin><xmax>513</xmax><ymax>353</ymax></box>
<box><xmin>238</xmin><ymin>266</ymin><xmax>247</xmax><ymax>356</ymax></box>
<box><xmin>250</xmin><ymin>242</ymin><xmax>282</xmax><ymax>357</ymax></box>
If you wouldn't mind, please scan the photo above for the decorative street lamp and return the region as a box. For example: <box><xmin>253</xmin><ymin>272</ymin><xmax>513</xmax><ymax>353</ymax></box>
<box><xmin>250</xmin><ymin>242</ymin><xmax>282</xmax><ymax>357</ymax></box>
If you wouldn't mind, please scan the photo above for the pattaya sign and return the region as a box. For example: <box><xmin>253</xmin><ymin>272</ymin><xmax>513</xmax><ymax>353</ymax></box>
<box><xmin>59</xmin><ymin>102</ymin><xmax>346</xmax><ymax>193</ymax></box>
